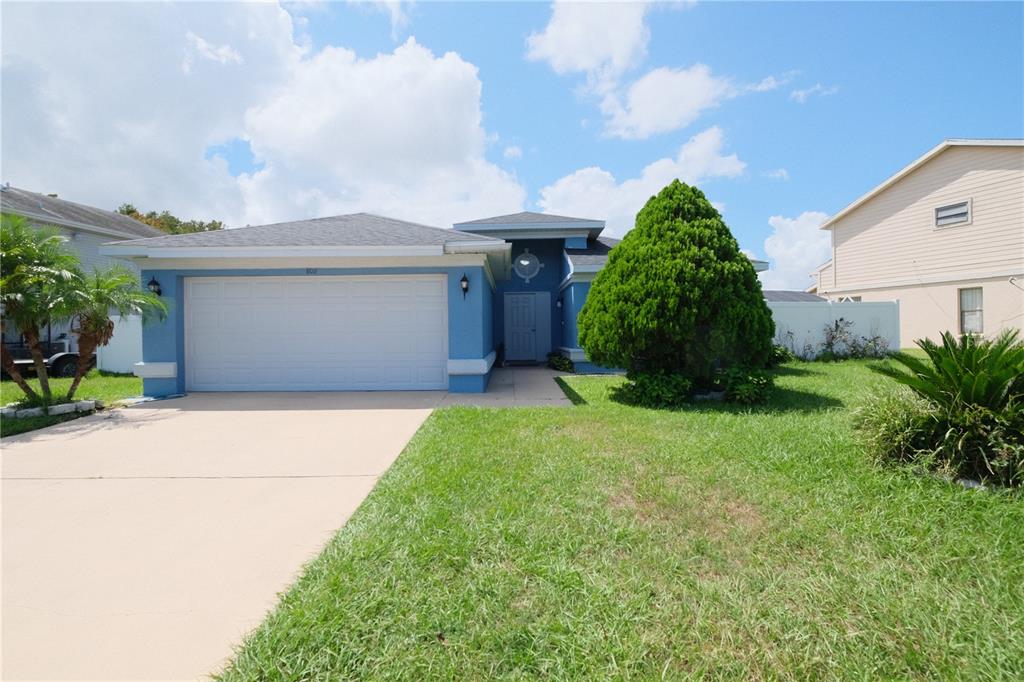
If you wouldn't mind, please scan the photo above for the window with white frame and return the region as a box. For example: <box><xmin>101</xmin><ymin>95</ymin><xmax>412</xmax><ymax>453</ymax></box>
<box><xmin>959</xmin><ymin>287</ymin><xmax>983</xmax><ymax>335</ymax></box>
<box><xmin>935</xmin><ymin>200</ymin><xmax>971</xmax><ymax>227</ymax></box>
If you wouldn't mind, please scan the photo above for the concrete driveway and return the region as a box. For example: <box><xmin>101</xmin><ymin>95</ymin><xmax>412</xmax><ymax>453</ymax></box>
<box><xmin>1</xmin><ymin>392</ymin><xmax>437</xmax><ymax>681</ymax></box>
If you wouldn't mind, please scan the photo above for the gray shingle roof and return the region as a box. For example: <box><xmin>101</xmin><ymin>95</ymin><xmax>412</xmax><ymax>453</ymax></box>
<box><xmin>763</xmin><ymin>290</ymin><xmax>825</xmax><ymax>302</ymax></box>
<box><xmin>565</xmin><ymin>236</ymin><xmax>620</xmax><ymax>268</ymax></box>
<box><xmin>110</xmin><ymin>213</ymin><xmax>503</xmax><ymax>248</ymax></box>
<box><xmin>0</xmin><ymin>186</ymin><xmax>165</xmax><ymax>239</ymax></box>
<box><xmin>456</xmin><ymin>211</ymin><xmax>602</xmax><ymax>226</ymax></box>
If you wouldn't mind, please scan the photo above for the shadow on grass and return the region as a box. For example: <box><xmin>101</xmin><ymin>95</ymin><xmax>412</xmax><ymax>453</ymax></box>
<box><xmin>605</xmin><ymin>384</ymin><xmax>842</xmax><ymax>414</ymax></box>
<box><xmin>772</xmin><ymin>364</ymin><xmax>823</xmax><ymax>377</ymax></box>
<box><xmin>554</xmin><ymin>377</ymin><xmax>588</xmax><ymax>406</ymax></box>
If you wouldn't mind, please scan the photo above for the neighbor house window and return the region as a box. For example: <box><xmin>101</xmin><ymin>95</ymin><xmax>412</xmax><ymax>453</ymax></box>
<box><xmin>959</xmin><ymin>287</ymin><xmax>983</xmax><ymax>335</ymax></box>
<box><xmin>935</xmin><ymin>200</ymin><xmax>971</xmax><ymax>227</ymax></box>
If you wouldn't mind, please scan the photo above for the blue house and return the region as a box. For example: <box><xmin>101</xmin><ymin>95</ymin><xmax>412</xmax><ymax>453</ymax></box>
<box><xmin>101</xmin><ymin>211</ymin><xmax>621</xmax><ymax>396</ymax></box>
<box><xmin>103</xmin><ymin>210</ymin><xmax>762</xmax><ymax>397</ymax></box>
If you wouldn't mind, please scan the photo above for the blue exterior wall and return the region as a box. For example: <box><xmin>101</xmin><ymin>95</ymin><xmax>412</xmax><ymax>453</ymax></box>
<box><xmin>494</xmin><ymin>238</ymin><xmax>564</xmax><ymax>358</ymax></box>
<box><xmin>139</xmin><ymin>266</ymin><xmax>494</xmax><ymax>396</ymax></box>
<box><xmin>559</xmin><ymin>278</ymin><xmax>621</xmax><ymax>375</ymax></box>
<box><xmin>560</xmin><ymin>280</ymin><xmax>590</xmax><ymax>350</ymax></box>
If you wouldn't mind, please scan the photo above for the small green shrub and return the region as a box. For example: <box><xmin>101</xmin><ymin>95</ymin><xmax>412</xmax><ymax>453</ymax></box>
<box><xmin>856</xmin><ymin>389</ymin><xmax>937</xmax><ymax>465</ymax></box>
<box><xmin>613</xmin><ymin>372</ymin><xmax>693</xmax><ymax>408</ymax></box>
<box><xmin>547</xmin><ymin>352</ymin><xmax>575</xmax><ymax>373</ymax></box>
<box><xmin>768</xmin><ymin>344</ymin><xmax>795</xmax><ymax>366</ymax></box>
<box><xmin>862</xmin><ymin>330</ymin><xmax>1024</xmax><ymax>487</ymax></box>
<box><xmin>719</xmin><ymin>366</ymin><xmax>774</xmax><ymax>404</ymax></box>
<box><xmin>857</xmin><ymin>390</ymin><xmax>1024</xmax><ymax>487</ymax></box>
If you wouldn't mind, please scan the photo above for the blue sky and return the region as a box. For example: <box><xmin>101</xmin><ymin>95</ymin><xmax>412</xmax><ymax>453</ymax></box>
<box><xmin>3</xmin><ymin>1</ymin><xmax>1022</xmax><ymax>287</ymax></box>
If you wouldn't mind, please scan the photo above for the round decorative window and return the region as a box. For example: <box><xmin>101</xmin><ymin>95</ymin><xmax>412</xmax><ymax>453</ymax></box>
<box><xmin>513</xmin><ymin>249</ymin><xmax>542</xmax><ymax>282</ymax></box>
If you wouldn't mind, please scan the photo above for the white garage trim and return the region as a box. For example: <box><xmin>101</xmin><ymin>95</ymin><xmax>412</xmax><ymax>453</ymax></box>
<box><xmin>447</xmin><ymin>351</ymin><xmax>496</xmax><ymax>376</ymax></box>
<box><xmin>133</xmin><ymin>361</ymin><xmax>177</xmax><ymax>379</ymax></box>
<box><xmin>184</xmin><ymin>274</ymin><xmax>449</xmax><ymax>392</ymax></box>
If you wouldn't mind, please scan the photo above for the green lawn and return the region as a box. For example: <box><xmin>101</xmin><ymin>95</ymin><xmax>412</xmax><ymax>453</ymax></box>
<box><xmin>1</xmin><ymin>371</ymin><xmax>142</xmax><ymax>437</ymax></box>
<box><xmin>219</xmin><ymin>361</ymin><xmax>1023</xmax><ymax>680</ymax></box>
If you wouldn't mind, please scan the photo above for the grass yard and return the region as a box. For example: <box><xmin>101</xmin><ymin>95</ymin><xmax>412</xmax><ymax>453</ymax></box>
<box><xmin>219</xmin><ymin>362</ymin><xmax>1023</xmax><ymax>680</ymax></box>
<box><xmin>1</xmin><ymin>371</ymin><xmax>142</xmax><ymax>437</ymax></box>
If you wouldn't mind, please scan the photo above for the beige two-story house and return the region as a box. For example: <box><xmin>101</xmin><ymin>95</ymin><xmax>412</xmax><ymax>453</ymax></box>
<box><xmin>812</xmin><ymin>139</ymin><xmax>1024</xmax><ymax>345</ymax></box>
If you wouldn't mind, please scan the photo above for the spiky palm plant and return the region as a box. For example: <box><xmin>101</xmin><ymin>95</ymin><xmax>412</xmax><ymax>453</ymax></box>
<box><xmin>64</xmin><ymin>267</ymin><xmax>166</xmax><ymax>401</ymax></box>
<box><xmin>869</xmin><ymin>330</ymin><xmax>1024</xmax><ymax>485</ymax></box>
<box><xmin>0</xmin><ymin>213</ymin><xmax>81</xmax><ymax>402</ymax></box>
<box><xmin>873</xmin><ymin>330</ymin><xmax>1024</xmax><ymax>412</ymax></box>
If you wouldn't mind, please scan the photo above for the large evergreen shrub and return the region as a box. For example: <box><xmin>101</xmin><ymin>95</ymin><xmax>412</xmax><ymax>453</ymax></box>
<box><xmin>578</xmin><ymin>180</ymin><xmax>774</xmax><ymax>390</ymax></box>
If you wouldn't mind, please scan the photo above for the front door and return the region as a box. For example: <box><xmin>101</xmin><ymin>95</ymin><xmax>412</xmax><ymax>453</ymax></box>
<box><xmin>504</xmin><ymin>292</ymin><xmax>550</xmax><ymax>362</ymax></box>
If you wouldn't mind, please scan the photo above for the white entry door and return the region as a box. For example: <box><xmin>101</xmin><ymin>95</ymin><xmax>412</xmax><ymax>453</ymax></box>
<box><xmin>184</xmin><ymin>275</ymin><xmax>448</xmax><ymax>391</ymax></box>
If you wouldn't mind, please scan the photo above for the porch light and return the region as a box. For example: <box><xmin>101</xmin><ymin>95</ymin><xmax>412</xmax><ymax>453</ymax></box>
<box><xmin>460</xmin><ymin>274</ymin><xmax>470</xmax><ymax>298</ymax></box>
<box><xmin>147</xmin><ymin>277</ymin><xmax>162</xmax><ymax>296</ymax></box>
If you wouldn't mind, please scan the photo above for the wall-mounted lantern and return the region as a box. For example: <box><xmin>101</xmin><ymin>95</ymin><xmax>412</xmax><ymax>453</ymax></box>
<box><xmin>460</xmin><ymin>274</ymin><xmax>470</xmax><ymax>298</ymax></box>
<box><xmin>147</xmin><ymin>277</ymin><xmax>162</xmax><ymax>297</ymax></box>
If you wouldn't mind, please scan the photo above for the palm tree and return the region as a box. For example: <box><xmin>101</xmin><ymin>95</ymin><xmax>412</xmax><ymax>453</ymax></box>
<box><xmin>0</xmin><ymin>213</ymin><xmax>81</xmax><ymax>403</ymax></box>
<box><xmin>64</xmin><ymin>266</ymin><xmax>167</xmax><ymax>401</ymax></box>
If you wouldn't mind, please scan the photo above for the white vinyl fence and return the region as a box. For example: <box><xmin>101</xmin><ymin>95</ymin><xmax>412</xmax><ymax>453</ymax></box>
<box><xmin>96</xmin><ymin>314</ymin><xmax>143</xmax><ymax>374</ymax></box>
<box><xmin>768</xmin><ymin>300</ymin><xmax>900</xmax><ymax>359</ymax></box>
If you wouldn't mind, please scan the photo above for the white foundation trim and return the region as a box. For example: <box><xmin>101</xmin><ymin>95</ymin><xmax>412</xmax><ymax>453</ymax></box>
<box><xmin>558</xmin><ymin>346</ymin><xmax>588</xmax><ymax>362</ymax></box>
<box><xmin>447</xmin><ymin>351</ymin><xmax>496</xmax><ymax>376</ymax></box>
<box><xmin>133</xmin><ymin>362</ymin><xmax>177</xmax><ymax>379</ymax></box>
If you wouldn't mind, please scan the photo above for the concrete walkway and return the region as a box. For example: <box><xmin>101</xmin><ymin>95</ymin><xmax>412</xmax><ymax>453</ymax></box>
<box><xmin>0</xmin><ymin>368</ymin><xmax>570</xmax><ymax>680</ymax></box>
<box><xmin>441</xmin><ymin>366</ymin><xmax>572</xmax><ymax>407</ymax></box>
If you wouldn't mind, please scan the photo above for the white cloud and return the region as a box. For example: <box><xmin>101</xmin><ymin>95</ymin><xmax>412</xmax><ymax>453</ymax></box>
<box><xmin>526</xmin><ymin>1</ymin><xmax>650</xmax><ymax>84</ymax></box>
<box><xmin>790</xmin><ymin>83</ymin><xmax>839</xmax><ymax>103</ymax></box>
<box><xmin>601</xmin><ymin>64</ymin><xmax>734</xmax><ymax>139</ymax></box>
<box><xmin>602</xmin><ymin>65</ymin><xmax>793</xmax><ymax>139</ymax></box>
<box><xmin>763</xmin><ymin>168</ymin><xmax>790</xmax><ymax>181</ymax></box>
<box><xmin>503</xmin><ymin>145</ymin><xmax>523</xmax><ymax>160</ymax></box>
<box><xmin>1</xmin><ymin>3</ymin><xmax>524</xmax><ymax>229</ymax></box>
<box><xmin>345</xmin><ymin>1</ymin><xmax>414</xmax><ymax>39</ymax></box>
<box><xmin>528</xmin><ymin>3</ymin><xmax>786</xmax><ymax>139</ymax></box>
<box><xmin>182</xmin><ymin>30</ymin><xmax>243</xmax><ymax>73</ymax></box>
<box><xmin>241</xmin><ymin>37</ymin><xmax>524</xmax><ymax>226</ymax></box>
<box><xmin>539</xmin><ymin>126</ymin><xmax>745</xmax><ymax>237</ymax></box>
<box><xmin>759</xmin><ymin>211</ymin><xmax>831</xmax><ymax>290</ymax></box>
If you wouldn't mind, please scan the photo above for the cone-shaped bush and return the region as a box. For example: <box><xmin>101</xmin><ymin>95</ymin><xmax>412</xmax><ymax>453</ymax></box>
<box><xmin>578</xmin><ymin>180</ymin><xmax>774</xmax><ymax>386</ymax></box>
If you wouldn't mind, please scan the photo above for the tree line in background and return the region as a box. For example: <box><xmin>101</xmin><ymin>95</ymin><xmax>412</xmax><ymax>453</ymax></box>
<box><xmin>116</xmin><ymin>203</ymin><xmax>223</xmax><ymax>234</ymax></box>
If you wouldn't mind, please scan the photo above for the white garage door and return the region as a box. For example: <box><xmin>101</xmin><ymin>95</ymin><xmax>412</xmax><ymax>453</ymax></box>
<box><xmin>185</xmin><ymin>275</ymin><xmax>448</xmax><ymax>391</ymax></box>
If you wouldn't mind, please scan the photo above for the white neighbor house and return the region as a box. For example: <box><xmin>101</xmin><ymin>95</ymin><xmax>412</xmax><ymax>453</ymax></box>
<box><xmin>812</xmin><ymin>139</ymin><xmax>1024</xmax><ymax>346</ymax></box>
<box><xmin>0</xmin><ymin>185</ymin><xmax>165</xmax><ymax>372</ymax></box>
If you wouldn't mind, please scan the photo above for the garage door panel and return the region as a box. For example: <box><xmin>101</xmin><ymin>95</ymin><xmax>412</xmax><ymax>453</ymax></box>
<box><xmin>185</xmin><ymin>275</ymin><xmax>448</xmax><ymax>391</ymax></box>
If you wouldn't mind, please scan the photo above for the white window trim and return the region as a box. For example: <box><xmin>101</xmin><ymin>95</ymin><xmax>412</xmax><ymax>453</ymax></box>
<box><xmin>958</xmin><ymin>286</ymin><xmax>984</xmax><ymax>336</ymax></box>
<box><xmin>934</xmin><ymin>199</ymin><xmax>972</xmax><ymax>229</ymax></box>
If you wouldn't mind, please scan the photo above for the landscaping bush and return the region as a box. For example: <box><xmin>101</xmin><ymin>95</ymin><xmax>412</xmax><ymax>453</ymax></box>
<box><xmin>547</xmin><ymin>352</ymin><xmax>575</xmax><ymax>373</ymax></box>
<box><xmin>776</xmin><ymin>320</ymin><xmax>890</xmax><ymax>362</ymax></box>
<box><xmin>719</xmin><ymin>366</ymin><xmax>774</xmax><ymax>405</ymax></box>
<box><xmin>818</xmin><ymin>318</ymin><xmax>890</xmax><ymax>360</ymax></box>
<box><xmin>612</xmin><ymin>372</ymin><xmax>692</xmax><ymax>408</ymax></box>
<box><xmin>860</xmin><ymin>330</ymin><xmax>1024</xmax><ymax>486</ymax></box>
<box><xmin>577</xmin><ymin>180</ymin><xmax>773</xmax><ymax>406</ymax></box>
<box><xmin>768</xmin><ymin>344</ymin><xmax>795</xmax><ymax>366</ymax></box>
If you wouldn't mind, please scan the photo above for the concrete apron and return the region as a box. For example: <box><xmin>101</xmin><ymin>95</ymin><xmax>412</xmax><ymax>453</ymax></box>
<box><xmin>1</xmin><ymin>393</ymin><xmax>434</xmax><ymax>681</ymax></box>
